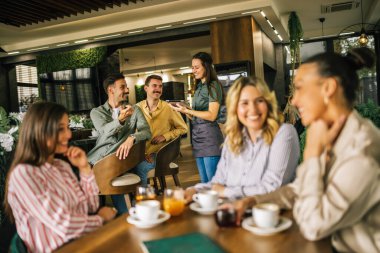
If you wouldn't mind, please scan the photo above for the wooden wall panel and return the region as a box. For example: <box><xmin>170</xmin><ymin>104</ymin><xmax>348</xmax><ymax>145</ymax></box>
<box><xmin>210</xmin><ymin>16</ymin><xmax>264</xmax><ymax>77</ymax></box>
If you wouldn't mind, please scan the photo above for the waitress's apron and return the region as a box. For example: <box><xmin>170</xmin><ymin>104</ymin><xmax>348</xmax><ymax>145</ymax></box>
<box><xmin>191</xmin><ymin>117</ymin><xmax>224</xmax><ymax>158</ymax></box>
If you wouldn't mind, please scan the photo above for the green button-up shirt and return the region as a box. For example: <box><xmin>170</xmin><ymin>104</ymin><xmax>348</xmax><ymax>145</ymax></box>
<box><xmin>87</xmin><ymin>101</ymin><xmax>151</xmax><ymax>164</ymax></box>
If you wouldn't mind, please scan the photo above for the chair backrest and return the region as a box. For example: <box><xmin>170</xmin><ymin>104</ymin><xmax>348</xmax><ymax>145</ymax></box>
<box><xmin>93</xmin><ymin>141</ymin><xmax>145</xmax><ymax>195</ymax></box>
<box><xmin>154</xmin><ymin>136</ymin><xmax>181</xmax><ymax>177</ymax></box>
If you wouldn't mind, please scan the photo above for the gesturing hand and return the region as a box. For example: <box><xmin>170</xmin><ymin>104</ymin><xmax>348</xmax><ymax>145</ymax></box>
<box><xmin>116</xmin><ymin>136</ymin><xmax>135</xmax><ymax>160</ymax></box>
<box><xmin>65</xmin><ymin>146</ymin><xmax>91</xmax><ymax>175</ymax></box>
<box><xmin>304</xmin><ymin>115</ymin><xmax>346</xmax><ymax>160</ymax></box>
<box><xmin>118</xmin><ymin>105</ymin><xmax>134</xmax><ymax>123</ymax></box>
<box><xmin>170</xmin><ymin>103</ymin><xmax>188</xmax><ymax>114</ymax></box>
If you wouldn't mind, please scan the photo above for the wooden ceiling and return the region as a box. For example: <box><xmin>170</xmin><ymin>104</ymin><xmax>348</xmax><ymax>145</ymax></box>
<box><xmin>0</xmin><ymin>0</ymin><xmax>145</xmax><ymax>27</ymax></box>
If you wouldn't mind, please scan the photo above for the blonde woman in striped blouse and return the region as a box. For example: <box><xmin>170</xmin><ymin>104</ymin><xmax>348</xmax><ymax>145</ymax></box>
<box><xmin>185</xmin><ymin>76</ymin><xmax>300</xmax><ymax>201</ymax></box>
<box><xmin>4</xmin><ymin>102</ymin><xmax>117</xmax><ymax>253</ymax></box>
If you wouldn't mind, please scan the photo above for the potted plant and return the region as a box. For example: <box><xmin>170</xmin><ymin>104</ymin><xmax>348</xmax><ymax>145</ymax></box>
<box><xmin>284</xmin><ymin>11</ymin><xmax>303</xmax><ymax>124</ymax></box>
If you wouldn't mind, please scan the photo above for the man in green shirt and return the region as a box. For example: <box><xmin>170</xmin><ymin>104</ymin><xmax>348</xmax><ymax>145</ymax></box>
<box><xmin>88</xmin><ymin>73</ymin><xmax>151</xmax><ymax>214</ymax></box>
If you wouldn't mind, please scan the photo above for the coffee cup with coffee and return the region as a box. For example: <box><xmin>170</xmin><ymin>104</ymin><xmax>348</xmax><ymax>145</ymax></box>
<box><xmin>192</xmin><ymin>190</ymin><xmax>218</xmax><ymax>210</ymax></box>
<box><xmin>129</xmin><ymin>200</ymin><xmax>160</xmax><ymax>222</ymax></box>
<box><xmin>252</xmin><ymin>203</ymin><xmax>280</xmax><ymax>228</ymax></box>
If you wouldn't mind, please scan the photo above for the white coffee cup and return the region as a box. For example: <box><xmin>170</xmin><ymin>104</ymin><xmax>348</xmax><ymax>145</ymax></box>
<box><xmin>252</xmin><ymin>203</ymin><xmax>280</xmax><ymax>228</ymax></box>
<box><xmin>192</xmin><ymin>190</ymin><xmax>218</xmax><ymax>209</ymax></box>
<box><xmin>129</xmin><ymin>200</ymin><xmax>160</xmax><ymax>222</ymax></box>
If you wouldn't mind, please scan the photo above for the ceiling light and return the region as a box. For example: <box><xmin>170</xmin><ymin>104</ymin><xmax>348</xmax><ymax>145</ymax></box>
<box><xmin>183</xmin><ymin>17</ymin><xmax>216</xmax><ymax>25</ymax></box>
<box><xmin>266</xmin><ymin>20</ymin><xmax>274</xmax><ymax>28</ymax></box>
<box><xmin>340</xmin><ymin>31</ymin><xmax>355</xmax><ymax>36</ymax></box>
<box><xmin>128</xmin><ymin>30</ymin><xmax>143</xmax><ymax>34</ymax></box>
<box><xmin>8</xmin><ymin>51</ymin><xmax>20</xmax><ymax>55</ymax></box>
<box><xmin>94</xmin><ymin>34</ymin><xmax>122</xmax><ymax>40</ymax></box>
<box><xmin>241</xmin><ymin>10</ymin><xmax>260</xmax><ymax>15</ymax></box>
<box><xmin>277</xmin><ymin>35</ymin><xmax>283</xmax><ymax>41</ymax></box>
<box><xmin>358</xmin><ymin>0</ymin><xmax>368</xmax><ymax>46</ymax></box>
<box><xmin>156</xmin><ymin>25</ymin><xmax>172</xmax><ymax>29</ymax></box>
<box><xmin>27</xmin><ymin>46</ymin><xmax>49</xmax><ymax>51</ymax></box>
<box><xmin>358</xmin><ymin>28</ymin><xmax>369</xmax><ymax>46</ymax></box>
<box><xmin>145</xmin><ymin>71</ymin><xmax>154</xmax><ymax>74</ymax></box>
<box><xmin>260</xmin><ymin>11</ymin><xmax>266</xmax><ymax>17</ymax></box>
<box><xmin>74</xmin><ymin>39</ymin><xmax>89</xmax><ymax>44</ymax></box>
<box><xmin>274</xmin><ymin>29</ymin><xmax>279</xmax><ymax>35</ymax></box>
<box><xmin>57</xmin><ymin>43</ymin><xmax>69</xmax><ymax>47</ymax></box>
<box><xmin>180</xmin><ymin>66</ymin><xmax>190</xmax><ymax>70</ymax></box>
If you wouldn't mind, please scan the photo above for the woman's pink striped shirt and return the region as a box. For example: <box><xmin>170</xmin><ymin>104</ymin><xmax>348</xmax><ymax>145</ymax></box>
<box><xmin>7</xmin><ymin>159</ymin><xmax>103</xmax><ymax>253</ymax></box>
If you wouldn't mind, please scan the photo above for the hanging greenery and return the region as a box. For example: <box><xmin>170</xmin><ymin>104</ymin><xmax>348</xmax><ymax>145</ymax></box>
<box><xmin>284</xmin><ymin>11</ymin><xmax>303</xmax><ymax>124</ymax></box>
<box><xmin>36</xmin><ymin>46</ymin><xmax>107</xmax><ymax>73</ymax></box>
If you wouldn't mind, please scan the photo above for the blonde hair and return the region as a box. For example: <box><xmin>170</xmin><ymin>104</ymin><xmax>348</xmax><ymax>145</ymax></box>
<box><xmin>224</xmin><ymin>76</ymin><xmax>283</xmax><ymax>154</ymax></box>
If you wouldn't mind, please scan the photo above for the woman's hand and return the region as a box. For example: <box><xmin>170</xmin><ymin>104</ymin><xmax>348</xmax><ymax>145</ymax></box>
<box><xmin>66</xmin><ymin>146</ymin><xmax>91</xmax><ymax>175</ymax></box>
<box><xmin>184</xmin><ymin>187</ymin><xmax>197</xmax><ymax>204</ymax></box>
<box><xmin>98</xmin><ymin>207</ymin><xmax>117</xmax><ymax>223</ymax></box>
<box><xmin>219</xmin><ymin>197</ymin><xmax>255</xmax><ymax>225</ymax></box>
<box><xmin>170</xmin><ymin>103</ymin><xmax>190</xmax><ymax>115</ymax></box>
<box><xmin>304</xmin><ymin>116</ymin><xmax>346</xmax><ymax>160</ymax></box>
<box><xmin>211</xmin><ymin>183</ymin><xmax>225</xmax><ymax>197</ymax></box>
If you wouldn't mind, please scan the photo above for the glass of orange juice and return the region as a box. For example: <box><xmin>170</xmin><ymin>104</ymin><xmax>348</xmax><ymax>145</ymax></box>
<box><xmin>163</xmin><ymin>187</ymin><xmax>185</xmax><ymax>216</ymax></box>
<box><xmin>136</xmin><ymin>186</ymin><xmax>156</xmax><ymax>202</ymax></box>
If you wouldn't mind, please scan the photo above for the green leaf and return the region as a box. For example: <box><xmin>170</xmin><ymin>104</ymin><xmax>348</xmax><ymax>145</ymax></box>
<box><xmin>0</xmin><ymin>107</ymin><xmax>10</xmax><ymax>133</ymax></box>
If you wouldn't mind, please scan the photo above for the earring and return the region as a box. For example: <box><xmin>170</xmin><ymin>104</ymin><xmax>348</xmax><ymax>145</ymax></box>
<box><xmin>323</xmin><ymin>96</ymin><xmax>329</xmax><ymax>105</ymax></box>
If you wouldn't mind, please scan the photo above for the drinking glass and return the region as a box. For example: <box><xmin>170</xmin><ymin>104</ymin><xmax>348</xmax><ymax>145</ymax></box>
<box><xmin>135</xmin><ymin>185</ymin><xmax>156</xmax><ymax>202</ymax></box>
<box><xmin>163</xmin><ymin>187</ymin><xmax>185</xmax><ymax>216</ymax></box>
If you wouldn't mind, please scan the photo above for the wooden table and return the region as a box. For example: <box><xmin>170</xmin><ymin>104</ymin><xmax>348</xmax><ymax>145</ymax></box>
<box><xmin>55</xmin><ymin>207</ymin><xmax>332</xmax><ymax>253</ymax></box>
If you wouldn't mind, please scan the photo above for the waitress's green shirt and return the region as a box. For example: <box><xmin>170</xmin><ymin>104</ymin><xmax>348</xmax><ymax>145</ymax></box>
<box><xmin>193</xmin><ymin>81</ymin><xmax>223</xmax><ymax>118</ymax></box>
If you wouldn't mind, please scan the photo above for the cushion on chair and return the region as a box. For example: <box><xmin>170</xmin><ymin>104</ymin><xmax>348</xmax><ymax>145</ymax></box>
<box><xmin>111</xmin><ymin>173</ymin><xmax>141</xmax><ymax>187</ymax></box>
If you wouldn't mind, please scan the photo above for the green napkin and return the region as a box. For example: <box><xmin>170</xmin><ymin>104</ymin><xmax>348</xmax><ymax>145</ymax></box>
<box><xmin>142</xmin><ymin>232</ymin><xmax>226</xmax><ymax>253</ymax></box>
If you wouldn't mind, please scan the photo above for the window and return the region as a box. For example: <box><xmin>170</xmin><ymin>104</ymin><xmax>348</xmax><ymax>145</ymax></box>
<box><xmin>16</xmin><ymin>65</ymin><xmax>39</xmax><ymax>112</ymax></box>
<box><xmin>39</xmin><ymin>68</ymin><xmax>97</xmax><ymax>112</ymax></box>
<box><xmin>334</xmin><ymin>35</ymin><xmax>377</xmax><ymax>104</ymax></box>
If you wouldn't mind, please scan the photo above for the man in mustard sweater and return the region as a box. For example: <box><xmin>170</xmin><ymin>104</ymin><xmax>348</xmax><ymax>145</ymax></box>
<box><xmin>134</xmin><ymin>75</ymin><xmax>188</xmax><ymax>186</ymax></box>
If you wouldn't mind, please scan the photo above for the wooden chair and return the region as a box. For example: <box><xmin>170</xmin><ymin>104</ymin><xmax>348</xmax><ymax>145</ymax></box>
<box><xmin>147</xmin><ymin>136</ymin><xmax>181</xmax><ymax>192</ymax></box>
<box><xmin>93</xmin><ymin>141</ymin><xmax>145</xmax><ymax>205</ymax></box>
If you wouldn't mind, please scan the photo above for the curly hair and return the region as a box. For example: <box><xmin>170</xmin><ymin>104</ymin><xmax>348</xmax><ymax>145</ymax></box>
<box><xmin>224</xmin><ymin>76</ymin><xmax>283</xmax><ymax>154</ymax></box>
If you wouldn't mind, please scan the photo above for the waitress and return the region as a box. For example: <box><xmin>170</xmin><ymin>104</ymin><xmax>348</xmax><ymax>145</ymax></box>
<box><xmin>171</xmin><ymin>52</ymin><xmax>224</xmax><ymax>183</ymax></box>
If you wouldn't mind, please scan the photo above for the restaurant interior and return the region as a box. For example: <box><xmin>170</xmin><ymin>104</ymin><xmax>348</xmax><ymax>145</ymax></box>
<box><xmin>0</xmin><ymin>0</ymin><xmax>379</xmax><ymax>252</ymax></box>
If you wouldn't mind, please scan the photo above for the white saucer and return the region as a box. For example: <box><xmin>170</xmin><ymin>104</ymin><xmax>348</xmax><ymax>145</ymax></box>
<box><xmin>189</xmin><ymin>202</ymin><xmax>217</xmax><ymax>215</ymax></box>
<box><xmin>242</xmin><ymin>216</ymin><xmax>292</xmax><ymax>236</ymax></box>
<box><xmin>127</xmin><ymin>210</ymin><xmax>170</xmax><ymax>228</ymax></box>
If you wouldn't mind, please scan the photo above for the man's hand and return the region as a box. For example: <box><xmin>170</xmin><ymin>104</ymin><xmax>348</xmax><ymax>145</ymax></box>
<box><xmin>151</xmin><ymin>135</ymin><xmax>166</xmax><ymax>145</ymax></box>
<box><xmin>97</xmin><ymin>207</ymin><xmax>117</xmax><ymax>223</ymax></box>
<box><xmin>145</xmin><ymin>153</ymin><xmax>154</xmax><ymax>163</ymax></box>
<box><xmin>65</xmin><ymin>146</ymin><xmax>91</xmax><ymax>175</ymax></box>
<box><xmin>116</xmin><ymin>136</ymin><xmax>135</xmax><ymax>159</ymax></box>
<box><xmin>211</xmin><ymin>183</ymin><xmax>225</xmax><ymax>197</ymax></box>
<box><xmin>304</xmin><ymin>115</ymin><xmax>346</xmax><ymax>160</ymax></box>
<box><xmin>118</xmin><ymin>105</ymin><xmax>134</xmax><ymax>123</ymax></box>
